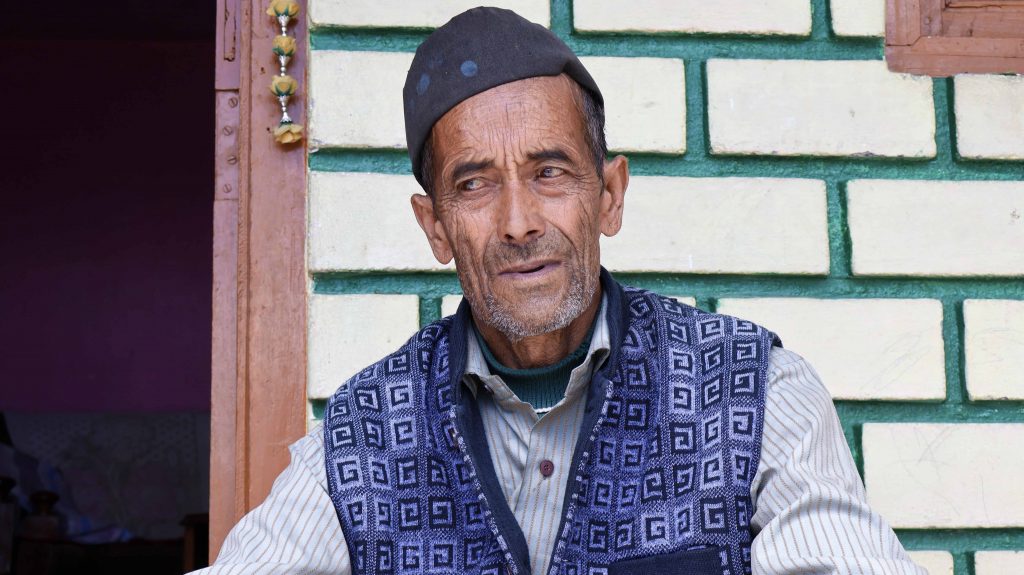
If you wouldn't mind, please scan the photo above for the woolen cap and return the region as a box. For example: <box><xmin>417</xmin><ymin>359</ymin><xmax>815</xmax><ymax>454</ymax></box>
<box><xmin>402</xmin><ymin>6</ymin><xmax>604</xmax><ymax>189</ymax></box>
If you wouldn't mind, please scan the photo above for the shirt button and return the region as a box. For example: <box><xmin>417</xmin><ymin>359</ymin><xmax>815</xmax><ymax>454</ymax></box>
<box><xmin>539</xmin><ymin>459</ymin><xmax>555</xmax><ymax>477</ymax></box>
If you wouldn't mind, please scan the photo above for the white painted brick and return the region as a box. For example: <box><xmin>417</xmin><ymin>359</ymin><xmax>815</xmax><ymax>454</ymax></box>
<box><xmin>582</xmin><ymin>57</ymin><xmax>686</xmax><ymax>154</ymax></box>
<box><xmin>717</xmin><ymin>298</ymin><xmax>945</xmax><ymax>400</ymax></box>
<box><xmin>707</xmin><ymin>59</ymin><xmax>935</xmax><ymax>158</ymax></box>
<box><xmin>441</xmin><ymin>295</ymin><xmax>463</xmax><ymax>317</ymax></box>
<box><xmin>308</xmin><ymin>294</ymin><xmax>420</xmax><ymax>399</ymax></box>
<box><xmin>907</xmin><ymin>551</ymin><xmax>953</xmax><ymax>575</ymax></box>
<box><xmin>848</xmin><ymin>179</ymin><xmax>1024</xmax><ymax>277</ymax></box>
<box><xmin>309</xmin><ymin>51</ymin><xmax>412</xmax><ymax>150</ymax></box>
<box><xmin>309</xmin><ymin>51</ymin><xmax>684</xmax><ymax>153</ymax></box>
<box><xmin>574</xmin><ymin>0</ymin><xmax>811</xmax><ymax>35</ymax></box>
<box><xmin>603</xmin><ymin>176</ymin><xmax>829</xmax><ymax>274</ymax></box>
<box><xmin>975</xmin><ymin>551</ymin><xmax>1024</xmax><ymax>575</ymax></box>
<box><xmin>311</xmin><ymin>0</ymin><xmax>549</xmax><ymax>29</ymax></box>
<box><xmin>863</xmin><ymin>423</ymin><xmax>1024</xmax><ymax>528</ymax></box>
<box><xmin>965</xmin><ymin>299</ymin><xmax>1024</xmax><ymax>400</ymax></box>
<box><xmin>309</xmin><ymin>172</ymin><xmax>450</xmax><ymax>272</ymax></box>
<box><xmin>955</xmin><ymin>74</ymin><xmax>1024</xmax><ymax>160</ymax></box>
<box><xmin>830</xmin><ymin>0</ymin><xmax>885</xmax><ymax>37</ymax></box>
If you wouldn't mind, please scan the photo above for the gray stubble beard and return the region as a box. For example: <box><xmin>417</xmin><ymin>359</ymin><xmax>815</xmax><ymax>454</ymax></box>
<box><xmin>476</xmin><ymin>264</ymin><xmax>597</xmax><ymax>343</ymax></box>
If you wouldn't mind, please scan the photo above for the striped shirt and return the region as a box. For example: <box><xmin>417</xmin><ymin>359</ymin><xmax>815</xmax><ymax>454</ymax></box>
<box><xmin>194</xmin><ymin>300</ymin><xmax>926</xmax><ymax>575</ymax></box>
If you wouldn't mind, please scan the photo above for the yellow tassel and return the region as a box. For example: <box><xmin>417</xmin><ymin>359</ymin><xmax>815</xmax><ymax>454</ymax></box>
<box><xmin>274</xmin><ymin>123</ymin><xmax>304</xmax><ymax>144</ymax></box>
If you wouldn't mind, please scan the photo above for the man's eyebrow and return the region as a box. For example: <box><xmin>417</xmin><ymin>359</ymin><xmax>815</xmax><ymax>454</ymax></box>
<box><xmin>450</xmin><ymin>159</ymin><xmax>493</xmax><ymax>182</ymax></box>
<box><xmin>527</xmin><ymin>148</ymin><xmax>573</xmax><ymax>164</ymax></box>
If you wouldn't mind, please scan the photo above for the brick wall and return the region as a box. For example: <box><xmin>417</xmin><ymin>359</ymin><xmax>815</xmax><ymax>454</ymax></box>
<box><xmin>303</xmin><ymin>1</ymin><xmax>1024</xmax><ymax>572</ymax></box>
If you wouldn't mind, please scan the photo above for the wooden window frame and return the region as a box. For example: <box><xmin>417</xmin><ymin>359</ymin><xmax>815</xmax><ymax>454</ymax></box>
<box><xmin>886</xmin><ymin>0</ymin><xmax>1024</xmax><ymax>76</ymax></box>
<box><xmin>210</xmin><ymin>0</ymin><xmax>309</xmax><ymax>561</ymax></box>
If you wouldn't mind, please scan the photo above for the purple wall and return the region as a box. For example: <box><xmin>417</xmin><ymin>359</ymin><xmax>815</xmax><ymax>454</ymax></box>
<box><xmin>0</xmin><ymin>40</ymin><xmax>214</xmax><ymax>412</ymax></box>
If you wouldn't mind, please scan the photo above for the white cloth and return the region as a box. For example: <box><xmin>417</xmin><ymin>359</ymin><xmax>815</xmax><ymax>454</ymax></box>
<box><xmin>193</xmin><ymin>304</ymin><xmax>925</xmax><ymax>575</ymax></box>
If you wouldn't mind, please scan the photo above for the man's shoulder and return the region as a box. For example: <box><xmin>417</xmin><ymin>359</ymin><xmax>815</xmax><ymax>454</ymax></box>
<box><xmin>764</xmin><ymin>345</ymin><xmax>836</xmax><ymax>406</ymax></box>
<box><xmin>323</xmin><ymin>315</ymin><xmax>456</xmax><ymax>407</ymax></box>
<box><xmin>288</xmin><ymin>422</ymin><xmax>327</xmax><ymax>476</ymax></box>
<box><xmin>624</xmin><ymin>286</ymin><xmax>780</xmax><ymax>342</ymax></box>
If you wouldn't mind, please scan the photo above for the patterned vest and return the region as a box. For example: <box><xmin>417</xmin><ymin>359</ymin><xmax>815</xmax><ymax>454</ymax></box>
<box><xmin>324</xmin><ymin>270</ymin><xmax>781</xmax><ymax>575</ymax></box>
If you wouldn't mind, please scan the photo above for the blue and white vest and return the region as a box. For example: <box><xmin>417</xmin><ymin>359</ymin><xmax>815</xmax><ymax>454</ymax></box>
<box><xmin>324</xmin><ymin>269</ymin><xmax>781</xmax><ymax>575</ymax></box>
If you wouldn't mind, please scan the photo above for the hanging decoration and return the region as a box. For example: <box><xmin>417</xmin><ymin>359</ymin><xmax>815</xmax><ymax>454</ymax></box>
<box><xmin>267</xmin><ymin>0</ymin><xmax>303</xmax><ymax>144</ymax></box>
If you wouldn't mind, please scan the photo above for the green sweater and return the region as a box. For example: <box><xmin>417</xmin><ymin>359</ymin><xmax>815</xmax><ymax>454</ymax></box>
<box><xmin>474</xmin><ymin>317</ymin><xmax>597</xmax><ymax>411</ymax></box>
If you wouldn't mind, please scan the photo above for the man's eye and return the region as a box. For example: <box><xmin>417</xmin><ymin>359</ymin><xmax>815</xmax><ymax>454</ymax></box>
<box><xmin>458</xmin><ymin>178</ymin><xmax>484</xmax><ymax>192</ymax></box>
<box><xmin>539</xmin><ymin>166</ymin><xmax>565</xmax><ymax>178</ymax></box>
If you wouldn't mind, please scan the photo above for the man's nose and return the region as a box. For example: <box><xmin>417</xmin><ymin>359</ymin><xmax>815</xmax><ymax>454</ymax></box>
<box><xmin>497</xmin><ymin>178</ymin><xmax>545</xmax><ymax>245</ymax></box>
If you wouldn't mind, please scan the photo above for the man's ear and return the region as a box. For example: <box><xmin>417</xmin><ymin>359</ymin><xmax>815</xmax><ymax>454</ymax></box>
<box><xmin>598</xmin><ymin>154</ymin><xmax>629</xmax><ymax>237</ymax></box>
<box><xmin>410</xmin><ymin>194</ymin><xmax>454</xmax><ymax>265</ymax></box>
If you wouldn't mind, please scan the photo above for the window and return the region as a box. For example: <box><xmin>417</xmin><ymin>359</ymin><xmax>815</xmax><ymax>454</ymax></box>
<box><xmin>886</xmin><ymin>0</ymin><xmax>1024</xmax><ymax>76</ymax></box>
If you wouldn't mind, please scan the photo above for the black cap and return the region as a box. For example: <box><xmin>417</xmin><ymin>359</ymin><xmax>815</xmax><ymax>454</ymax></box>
<box><xmin>402</xmin><ymin>7</ymin><xmax>603</xmax><ymax>189</ymax></box>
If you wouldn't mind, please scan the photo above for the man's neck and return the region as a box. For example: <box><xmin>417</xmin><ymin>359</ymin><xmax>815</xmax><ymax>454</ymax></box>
<box><xmin>472</xmin><ymin>285</ymin><xmax>603</xmax><ymax>370</ymax></box>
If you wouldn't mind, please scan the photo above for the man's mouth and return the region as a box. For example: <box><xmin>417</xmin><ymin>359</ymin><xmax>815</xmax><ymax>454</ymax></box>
<box><xmin>499</xmin><ymin>260</ymin><xmax>560</xmax><ymax>278</ymax></box>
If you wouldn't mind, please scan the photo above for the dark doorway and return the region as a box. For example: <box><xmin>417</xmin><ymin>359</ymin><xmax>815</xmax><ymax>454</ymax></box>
<box><xmin>1</xmin><ymin>2</ymin><xmax>215</xmax><ymax>573</ymax></box>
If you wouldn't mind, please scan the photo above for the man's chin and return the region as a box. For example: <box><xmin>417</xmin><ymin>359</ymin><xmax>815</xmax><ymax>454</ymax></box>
<box><xmin>483</xmin><ymin>294</ymin><xmax>584</xmax><ymax>339</ymax></box>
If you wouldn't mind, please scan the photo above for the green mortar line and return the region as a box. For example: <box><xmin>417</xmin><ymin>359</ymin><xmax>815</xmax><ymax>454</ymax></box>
<box><xmin>316</xmin><ymin>272</ymin><xmax>464</xmax><ymax>297</ymax></box>
<box><xmin>549</xmin><ymin>0</ymin><xmax>572</xmax><ymax>39</ymax></box>
<box><xmin>310</xmin><ymin>27</ymin><xmax>884</xmax><ymax>62</ymax></box>
<box><xmin>310</xmin><ymin>29</ymin><xmax>428</xmax><ymax>52</ymax></box>
<box><xmin>309</xmin><ymin>148</ymin><xmax>1023</xmax><ymax>180</ymax></box>
<box><xmin>945</xmin><ymin>300</ymin><xmax>967</xmax><ymax>404</ymax></box>
<box><xmin>810</xmin><ymin>0</ymin><xmax>832</xmax><ymax>41</ymax></box>
<box><xmin>309</xmin><ymin>149</ymin><xmax>409</xmax><ymax>174</ymax></box>
<box><xmin>897</xmin><ymin>529</ymin><xmax>1024</xmax><ymax>552</ymax></box>
<box><xmin>934</xmin><ymin>77</ymin><xmax>955</xmax><ymax>166</ymax></box>
<box><xmin>957</xmin><ymin>553</ymin><xmax>973</xmax><ymax>575</ymax></box>
<box><xmin>687</xmin><ymin>60</ymin><xmax>708</xmax><ymax>161</ymax></box>
<box><xmin>826</xmin><ymin>181</ymin><xmax>852</xmax><ymax>278</ymax></box>
<box><xmin>420</xmin><ymin>296</ymin><xmax>442</xmax><ymax>327</ymax></box>
<box><xmin>314</xmin><ymin>272</ymin><xmax>1024</xmax><ymax>300</ymax></box>
<box><xmin>946</xmin><ymin>77</ymin><xmax>962</xmax><ymax>161</ymax></box>
<box><xmin>843</xmin><ymin>421</ymin><xmax>864</xmax><ymax>480</ymax></box>
<box><xmin>834</xmin><ymin>401</ymin><xmax>1024</xmax><ymax>426</ymax></box>
<box><xmin>695</xmin><ymin>296</ymin><xmax>716</xmax><ymax>312</ymax></box>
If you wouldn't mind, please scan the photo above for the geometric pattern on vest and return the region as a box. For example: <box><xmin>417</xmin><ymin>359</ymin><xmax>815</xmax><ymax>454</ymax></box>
<box><xmin>324</xmin><ymin>281</ymin><xmax>780</xmax><ymax>575</ymax></box>
<box><xmin>323</xmin><ymin>321</ymin><xmax>511</xmax><ymax>575</ymax></box>
<box><xmin>549</xmin><ymin>287</ymin><xmax>778</xmax><ymax>575</ymax></box>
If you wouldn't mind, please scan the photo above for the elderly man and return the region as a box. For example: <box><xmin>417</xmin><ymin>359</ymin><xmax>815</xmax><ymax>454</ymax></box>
<box><xmin>196</xmin><ymin>7</ymin><xmax>925</xmax><ymax>575</ymax></box>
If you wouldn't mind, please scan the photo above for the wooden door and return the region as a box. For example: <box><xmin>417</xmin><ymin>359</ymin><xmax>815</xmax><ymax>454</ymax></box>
<box><xmin>210</xmin><ymin>0</ymin><xmax>309</xmax><ymax>560</ymax></box>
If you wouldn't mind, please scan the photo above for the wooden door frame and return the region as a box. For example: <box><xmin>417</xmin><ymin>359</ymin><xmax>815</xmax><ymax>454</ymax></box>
<box><xmin>211</xmin><ymin>0</ymin><xmax>308</xmax><ymax>560</ymax></box>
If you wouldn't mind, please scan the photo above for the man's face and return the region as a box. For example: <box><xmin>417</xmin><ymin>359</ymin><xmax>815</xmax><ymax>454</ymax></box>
<box><xmin>411</xmin><ymin>74</ymin><xmax>627</xmax><ymax>341</ymax></box>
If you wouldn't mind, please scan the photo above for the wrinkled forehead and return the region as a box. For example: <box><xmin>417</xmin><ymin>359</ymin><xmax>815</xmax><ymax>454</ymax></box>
<box><xmin>429</xmin><ymin>75</ymin><xmax>589</xmax><ymax>162</ymax></box>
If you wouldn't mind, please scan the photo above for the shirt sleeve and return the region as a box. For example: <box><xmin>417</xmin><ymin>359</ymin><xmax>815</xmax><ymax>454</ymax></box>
<box><xmin>749</xmin><ymin>347</ymin><xmax>927</xmax><ymax>575</ymax></box>
<box><xmin>188</xmin><ymin>425</ymin><xmax>351</xmax><ymax>575</ymax></box>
